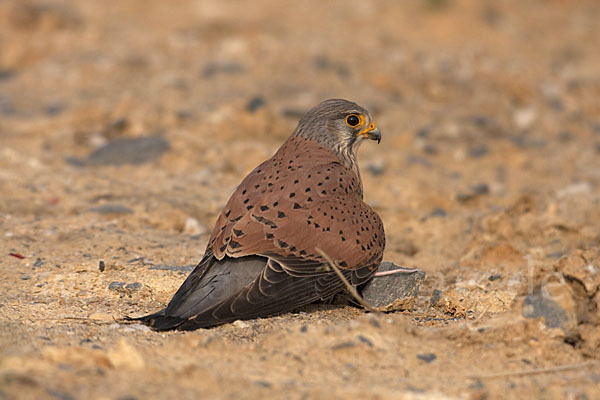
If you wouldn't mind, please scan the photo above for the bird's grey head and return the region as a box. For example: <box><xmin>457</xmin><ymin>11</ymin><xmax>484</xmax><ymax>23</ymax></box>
<box><xmin>291</xmin><ymin>99</ymin><xmax>381</xmax><ymax>160</ymax></box>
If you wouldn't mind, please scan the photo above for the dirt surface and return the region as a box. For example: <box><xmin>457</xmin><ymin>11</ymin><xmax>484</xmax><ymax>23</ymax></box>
<box><xmin>1</xmin><ymin>0</ymin><xmax>600</xmax><ymax>399</ymax></box>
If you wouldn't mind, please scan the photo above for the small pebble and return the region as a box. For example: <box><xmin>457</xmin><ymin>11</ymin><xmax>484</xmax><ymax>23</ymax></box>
<box><xmin>232</xmin><ymin>320</ymin><xmax>250</xmax><ymax>328</ymax></box>
<box><xmin>125</xmin><ymin>282</ymin><xmax>142</xmax><ymax>291</ymax></box>
<box><xmin>415</xmin><ymin>127</ymin><xmax>431</xmax><ymax>138</ymax></box>
<box><xmin>557</xmin><ymin>182</ymin><xmax>591</xmax><ymax>198</ymax></box>
<box><xmin>99</xmin><ymin>260</ymin><xmax>105</xmax><ymax>272</ymax></box>
<box><xmin>357</xmin><ymin>335</ymin><xmax>373</xmax><ymax>347</ymax></box>
<box><xmin>89</xmin><ymin>204</ymin><xmax>134</xmax><ymax>214</ymax></box>
<box><xmin>246</xmin><ymin>96</ymin><xmax>266</xmax><ymax>112</ymax></box>
<box><xmin>33</xmin><ymin>258</ymin><xmax>44</xmax><ymax>268</ymax></box>
<box><xmin>0</xmin><ymin>69</ymin><xmax>16</xmax><ymax>81</ymax></box>
<box><xmin>365</xmin><ymin>161</ymin><xmax>386</xmax><ymax>176</ymax></box>
<box><xmin>429</xmin><ymin>207</ymin><xmax>447</xmax><ymax>218</ymax></box>
<box><xmin>108</xmin><ymin>281</ymin><xmax>125</xmax><ymax>290</ymax></box>
<box><xmin>183</xmin><ymin>217</ymin><xmax>205</xmax><ymax>235</ymax></box>
<box><xmin>471</xmin><ymin>115</ymin><xmax>491</xmax><ymax>127</ymax></box>
<box><xmin>331</xmin><ymin>341</ymin><xmax>355</xmax><ymax>350</ymax></box>
<box><xmin>488</xmin><ymin>274</ymin><xmax>502</xmax><ymax>281</ymax></box>
<box><xmin>417</xmin><ymin>353</ymin><xmax>437</xmax><ymax>363</ymax></box>
<box><xmin>202</xmin><ymin>62</ymin><xmax>245</xmax><ymax>78</ymax></box>
<box><xmin>456</xmin><ymin>183</ymin><xmax>489</xmax><ymax>202</ymax></box>
<box><xmin>468</xmin><ymin>144</ymin><xmax>489</xmax><ymax>158</ymax></box>
<box><xmin>45</xmin><ymin>103</ymin><xmax>66</xmax><ymax>116</ymax></box>
<box><xmin>513</xmin><ymin>107</ymin><xmax>537</xmax><ymax>129</ymax></box>
<box><xmin>430</xmin><ymin>289</ymin><xmax>442</xmax><ymax>306</ymax></box>
<box><xmin>546</xmin><ymin>251</ymin><xmax>564</xmax><ymax>259</ymax></box>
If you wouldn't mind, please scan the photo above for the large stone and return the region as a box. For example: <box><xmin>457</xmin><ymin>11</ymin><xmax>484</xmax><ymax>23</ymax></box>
<box><xmin>361</xmin><ymin>262</ymin><xmax>426</xmax><ymax>311</ymax></box>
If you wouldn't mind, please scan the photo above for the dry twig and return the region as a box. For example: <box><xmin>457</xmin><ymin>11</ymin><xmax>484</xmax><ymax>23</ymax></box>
<box><xmin>315</xmin><ymin>247</ymin><xmax>380</xmax><ymax>314</ymax></box>
<box><xmin>468</xmin><ymin>361</ymin><xmax>598</xmax><ymax>380</ymax></box>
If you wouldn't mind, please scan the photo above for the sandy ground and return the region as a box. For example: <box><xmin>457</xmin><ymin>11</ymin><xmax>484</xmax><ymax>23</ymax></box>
<box><xmin>1</xmin><ymin>0</ymin><xmax>599</xmax><ymax>398</ymax></box>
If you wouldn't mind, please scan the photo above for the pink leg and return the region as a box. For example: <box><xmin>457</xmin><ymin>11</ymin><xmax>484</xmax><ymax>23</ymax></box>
<box><xmin>374</xmin><ymin>267</ymin><xmax>419</xmax><ymax>277</ymax></box>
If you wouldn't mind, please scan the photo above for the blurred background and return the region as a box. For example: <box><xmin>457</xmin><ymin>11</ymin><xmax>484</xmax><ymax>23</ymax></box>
<box><xmin>1</xmin><ymin>0</ymin><xmax>600</xmax><ymax>399</ymax></box>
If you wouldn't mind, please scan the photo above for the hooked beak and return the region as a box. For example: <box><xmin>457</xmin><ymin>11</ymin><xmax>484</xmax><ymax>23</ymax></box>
<box><xmin>358</xmin><ymin>123</ymin><xmax>381</xmax><ymax>144</ymax></box>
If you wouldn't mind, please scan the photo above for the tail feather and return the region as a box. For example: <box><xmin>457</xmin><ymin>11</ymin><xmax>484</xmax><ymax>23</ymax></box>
<box><xmin>125</xmin><ymin>310</ymin><xmax>187</xmax><ymax>331</ymax></box>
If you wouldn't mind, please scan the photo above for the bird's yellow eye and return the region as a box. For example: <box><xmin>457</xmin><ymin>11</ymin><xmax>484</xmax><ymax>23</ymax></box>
<box><xmin>345</xmin><ymin>114</ymin><xmax>362</xmax><ymax>127</ymax></box>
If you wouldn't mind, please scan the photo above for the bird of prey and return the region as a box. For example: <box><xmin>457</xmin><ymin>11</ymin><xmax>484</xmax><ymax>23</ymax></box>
<box><xmin>134</xmin><ymin>99</ymin><xmax>385</xmax><ymax>330</ymax></box>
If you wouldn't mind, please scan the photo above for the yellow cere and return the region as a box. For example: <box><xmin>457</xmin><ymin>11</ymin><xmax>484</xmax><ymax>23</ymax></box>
<box><xmin>358</xmin><ymin>122</ymin><xmax>376</xmax><ymax>137</ymax></box>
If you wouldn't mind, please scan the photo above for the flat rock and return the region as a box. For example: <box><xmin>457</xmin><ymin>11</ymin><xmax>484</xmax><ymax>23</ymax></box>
<box><xmin>85</xmin><ymin>135</ymin><xmax>170</xmax><ymax>166</ymax></box>
<box><xmin>522</xmin><ymin>291</ymin><xmax>569</xmax><ymax>329</ymax></box>
<box><xmin>362</xmin><ymin>262</ymin><xmax>426</xmax><ymax>311</ymax></box>
<box><xmin>88</xmin><ymin>204</ymin><xmax>134</xmax><ymax>214</ymax></box>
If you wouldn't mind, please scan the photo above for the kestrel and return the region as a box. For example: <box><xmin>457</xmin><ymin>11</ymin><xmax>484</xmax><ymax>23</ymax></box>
<box><xmin>135</xmin><ymin>99</ymin><xmax>385</xmax><ymax>330</ymax></box>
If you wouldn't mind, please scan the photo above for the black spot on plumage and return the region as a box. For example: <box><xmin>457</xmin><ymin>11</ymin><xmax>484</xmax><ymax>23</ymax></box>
<box><xmin>305</xmin><ymin>187</ymin><xmax>311</xmax><ymax>192</ymax></box>
<box><xmin>341</xmin><ymin>237</ymin><xmax>346</xmax><ymax>241</ymax></box>
<box><xmin>277</xmin><ymin>240</ymin><xmax>289</xmax><ymax>248</ymax></box>
<box><xmin>314</xmin><ymin>223</ymin><xmax>320</xmax><ymax>228</ymax></box>
<box><xmin>253</xmin><ymin>215</ymin><xmax>277</xmax><ymax>229</ymax></box>
<box><xmin>254</xmin><ymin>184</ymin><xmax>260</xmax><ymax>189</ymax></box>
<box><xmin>244</xmin><ymin>198</ymin><xmax>249</xmax><ymax>204</ymax></box>
<box><xmin>230</xmin><ymin>240</ymin><xmax>242</xmax><ymax>249</ymax></box>
<box><xmin>290</xmin><ymin>246</ymin><xmax>297</xmax><ymax>252</ymax></box>
<box><xmin>225</xmin><ymin>210</ymin><xmax>231</xmax><ymax>217</ymax></box>
<box><xmin>339</xmin><ymin>261</ymin><xmax>348</xmax><ymax>268</ymax></box>
<box><xmin>260</xmin><ymin>205</ymin><xmax>269</xmax><ymax>211</ymax></box>
<box><xmin>293</xmin><ymin>202</ymin><xmax>302</xmax><ymax>209</ymax></box>
<box><xmin>246</xmin><ymin>205</ymin><xmax>253</xmax><ymax>210</ymax></box>
<box><xmin>289</xmin><ymin>192</ymin><xmax>295</xmax><ymax>198</ymax></box>
<box><xmin>219</xmin><ymin>243</ymin><xmax>228</xmax><ymax>253</ymax></box>
<box><xmin>277</xmin><ymin>211</ymin><xmax>286</xmax><ymax>218</ymax></box>
<box><xmin>299</xmin><ymin>250</ymin><xmax>307</xmax><ymax>255</ymax></box>
<box><xmin>233</xmin><ymin>229</ymin><xmax>243</xmax><ymax>237</ymax></box>
<box><xmin>265</xmin><ymin>233</ymin><xmax>274</xmax><ymax>239</ymax></box>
